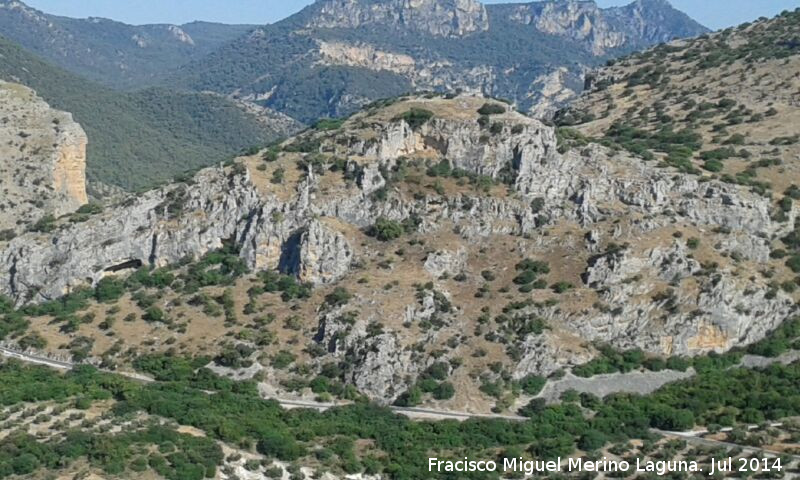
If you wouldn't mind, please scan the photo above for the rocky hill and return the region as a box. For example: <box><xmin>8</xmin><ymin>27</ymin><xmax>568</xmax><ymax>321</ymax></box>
<box><xmin>557</xmin><ymin>6</ymin><xmax>800</xmax><ymax>193</ymax></box>
<box><xmin>0</xmin><ymin>0</ymin><xmax>254</xmax><ymax>88</ymax></box>
<box><xmin>1</xmin><ymin>8</ymin><xmax>800</xmax><ymax>480</ymax></box>
<box><xmin>555</xmin><ymin>7</ymin><xmax>800</xmax><ymax>306</ymax></box>
<box><xmin>1</xmin><ymin>88</ymin><xmax>796</xmax><ymax>416</ymax></box>
<box><xmin>168</xmin><ymin>0</ymin><xmax>708</xmax><ymax>123</ymax></box>
<box><xmin>0</xmin><ymin>81</ymin><xmax>87</xmax><ymax>236</ymax></box>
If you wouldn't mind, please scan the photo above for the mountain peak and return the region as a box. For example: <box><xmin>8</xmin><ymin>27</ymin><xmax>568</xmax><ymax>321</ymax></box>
<box><xmin>307</xmin><ymin>0</ymin><xmax>489</xmax><ymax>37</ymax></box>
<box><xmin>606</xmin><ymin>0</ymin><xmax>709</xmax><ymax>43</ymax></box>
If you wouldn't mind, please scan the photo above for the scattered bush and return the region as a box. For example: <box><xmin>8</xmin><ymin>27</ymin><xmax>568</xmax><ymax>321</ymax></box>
<box><xmin>368</xmin><ymin>217</ymin><xmax>405</xmax><ymax>241</ymax></box>
<box><xmin>477</xmin><ymin>103</ymin><xmax>506</xmax><ymax>115</ymax></box>
<box><xmin>393</xmin><ymin>108</ymin><xmax>434</xmax><ymax>130</ymax></box>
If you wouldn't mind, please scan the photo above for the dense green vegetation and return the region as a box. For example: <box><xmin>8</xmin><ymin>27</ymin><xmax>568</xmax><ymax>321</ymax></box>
<box><xmin>2</xmin><ymin>344</ymin><xmax>800</xmax><ymax>479</ymax></box>
<box><xmin>571</xmin><ymin>344</ymin><xmax>742</xmax><ymax>377</ymax></box>
<box><xmin>746</xmin><ymin>316</ymin><xmax>800</xmax><ymax>357</ymax></box>
<box><xmin>0</xmin><ymin>1</ymin><xmax>253</xmax><ymax>89</ymax></box>
<box><xmin>0</xmin><ymin>425</ymin><xmax>221</xmax><ymax>480</ymax></box>
<box><xmin>0</xmin><ymin>35</ymin><xmax>284</xmax><ymax>190</ymax></box>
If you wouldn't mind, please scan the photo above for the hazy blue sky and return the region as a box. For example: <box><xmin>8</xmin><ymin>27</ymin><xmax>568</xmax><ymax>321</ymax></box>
<box><xmin>23</xmin><ymin>0</ymin><xmax>800</xmax><ymax>31</ymax></box>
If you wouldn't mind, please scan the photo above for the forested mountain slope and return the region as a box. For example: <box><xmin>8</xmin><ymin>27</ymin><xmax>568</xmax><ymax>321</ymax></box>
<box><xmin>0</xmin><ymin>0</ymin><xmax>254</xmax><ymax>88</ymax></box>
<box><xmin>0</xmin><ymin>35</ymin><xmax>298</xmax><ymax>190</ymax></box>
<box><xmin>168</xmin><ymin>0</ymin><xmax>708</xmax><ymax>123</ymax></box>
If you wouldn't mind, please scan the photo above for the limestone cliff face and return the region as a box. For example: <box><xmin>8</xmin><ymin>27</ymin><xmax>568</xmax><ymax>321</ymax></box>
<box><xmin>308</xmin><ymin>0</ymin><xmax>489</xmax><ymax>37</ymax></box>
<box><xmin>507</xmin><ymin>0</ymin><xmax>707</xmax><ymax>55</ymax></box>
<box><xmin>174</xmin><ymin>0</ymin><xmax>707</xmax><ymax>123</ymax></box>
<box><xmin>525</xmin><ymin>68</ymin><xmax>581</xmax><ymax>120</ymax></box>
<box><xmin>509</xmin><ymin>1</ymin><xmax>626</xmax><ymax>55</ymax></box>
<box><xmin>51</xmin><ymin>117</ymin><xmax>89</xmax><ymax>215</ymax></box>
<box><xmin>297</xmin><ymin>219</ymin><xmax>354</xmax><ymax>285</ymax></box>
<box><xmin>318</xmin><ymin>41</ymin><xmax>417</xmax><ymax>76</ymax></box>
<box><xmin>0</xmin><ymin>81</ymin><xmax>87</xmax><ymax>234</ymax></box>
<box><xmin>0</xmin><ymin>166</ymin><xmax>260</xmax><ymax>303</ymax></box>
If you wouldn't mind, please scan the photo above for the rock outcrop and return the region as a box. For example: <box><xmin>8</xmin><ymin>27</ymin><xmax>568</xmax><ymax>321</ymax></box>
<box><xmin>514</xmin><ymin>333</ymin><xmax>593</xmax><ymax>378</ymax></box>
<box><xmin>308</xmin><ymin>0</ymin><xmax>489</xmax><ymax>38</ymax></box>
<box><xmin>0</xmin><ymin>81</ymin><xmax>87</xmax><ymax>235</ymax></box>
<box><xmin>424</xmin><ymin>248</ymin><xmax>467</xmax><ymax>278</ymax></box>
<box><xmin>296</xmin><ymin>219</ymin><xmax>354</xmax><ymax>285</ymax></box>
<box><xmin>507</xmin><ymin>0</ymin><xmax>707</xmax><ymax>55</ymax></box>
<box><xmin>508</xmin><ymin>1</ymin><xmax>627</xmax><ymax>55</ymax></box>
<box><xmin>0</xmin><ymin>167</ymin><xmax>258</xmax><ymax>303</ymax></box>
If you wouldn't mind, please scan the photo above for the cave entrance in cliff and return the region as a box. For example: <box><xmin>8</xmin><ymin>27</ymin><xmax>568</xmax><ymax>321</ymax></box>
<box><xmin>104</xmin><ymin>259</ymin><xmax>143</xmax><ymax>273</ymax></box>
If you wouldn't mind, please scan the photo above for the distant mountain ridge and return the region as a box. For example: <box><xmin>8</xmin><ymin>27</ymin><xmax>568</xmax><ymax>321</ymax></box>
<box><xmin>0</xmin><ymin>0</ymin><xmax>255</xmax><ymax>88</ymax></box>
<box><xmin>0</xmin><ymin>0</ymin><xmax>708</xmax><ymax>122</ymax></box>
<box><xmin>167</xmin><ymin>0</ymin><xmax>709</xmax><ymax>122</ymax></box>
<box><xmin>0</xmin><ymin>34</ymin><xmax>298</xmax><ymax>190</ymax></box>
<box><xmin>0</xmin><ymin>0</ymin><xmax>708</xmax><ymax>189</ymax></box>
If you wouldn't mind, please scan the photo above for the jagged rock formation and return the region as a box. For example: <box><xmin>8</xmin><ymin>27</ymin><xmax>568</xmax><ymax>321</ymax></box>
<box><xmin>525</xmin><ymin>67</ymin><xmax>583</xmax><ymax>119</ymax></box>
<box><xmin>308</xmin><ymin>0</ymin><xmax>489</xmax><ymax>37</ymax></box>
<box><xmin>508</xmin><ymin>0</ymin><xmax>702</xmax><ymax>55</ymax></box>
<box><xmin>296</xmin><ymin>219</ymin><xmax>355</xmax><ymax>285</ymax></box>
<box><xmin>424</xmin><ymin>248</ymin><xmax>467</xmax><ymax>278</ymax></box>
<box><xmin>0</xmin><ymin>166</ymin><xmax>258</xmax><ymax>302</ymax></box>
<box><xmin>0</xmin><ymin>81</ymin><xmax>87</xmax><ymax>235</ymax></box>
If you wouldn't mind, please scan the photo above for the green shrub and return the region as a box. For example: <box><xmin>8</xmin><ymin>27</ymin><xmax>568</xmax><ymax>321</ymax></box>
<box><xmin>94</xmin><ymin>277</ymin><xmax>126</xmax><ymax>303</ymax></box>
<box><xmin>477</xmin><ymin>103</ymin><xmax>506</xmax><ymax>115</ymax></box>
<box><xmin>262</xmin><ymin>147</ymin><xmax>279</xmax><ymax>162</ymax></box>
<box><xmin>325</xmin><ymin>287</ymin><xmax>352</xmax><ymax>307</ymax></box>
<box><xmin>271</xmin><ymin>350</ymin><xmax>296</xmax><ymax>369</ymax></box>
<box><xmin>369</xmin><ymin>217</ymin><xmax>405</xmax><ymax>241</ymax></box>
<box><xmin>313</xmin><ymin>118</ymin><xmax>345</xmax><ymax>131</ymax></box>
<box><xmin>432</xmin><ymin>382</ymin><xmax>455</xmax><ymax>400</ymax></box>
<box><xmin>30</xmin><ymin>214</ymin><xmax>56</xmax><ymax>233</ymax></box>
<box><xmin>787</xmin><ymin>255</ymin><xmax>800</xmax><ymax>273</ymax></box>
<box><xmin>143</xmin><ymin>307</ymin><xmax>166</xmax><ymax>323</ymax></box>
<box><xmin>703</xmin><ymin>160</ymin><xmax>723</xmax><ymax>172</ymax></box>
<box><xmin>76</xmin><ymin>203</ymin><xmax>104</xmax><ymax>215</ymax></box>
<box><xmin>577</xmin><ymin>430</ymin><xmax>607</xmax><ymax>451</ymax></box>
<box><xmin>519</xmin><ymin>374</ymin><xmax>546</xmax><ymax>396</ymax></box>
<box><xmin>393</xmin><ymin>108</ymin><xmax>434</xmax><ymax>130</ymax></box>
<box><xmin>551</xmin><ymin>282</ymin><xmax>574</xmax><ymax>294</ymax></box>
<box><xmin>271</xmin><ymin>167</ymin><xmax>285</xmax><ymax>184</ymax></box>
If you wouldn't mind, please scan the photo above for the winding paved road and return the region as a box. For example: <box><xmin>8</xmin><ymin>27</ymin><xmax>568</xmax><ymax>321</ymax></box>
<box><xmin>3</xmin><ymin>343</ymin><xmax>798</xmax><ymax>464</ymax></box>
<box><xmin>0</xmin><ymin>345</ymin><xmax>525</xmax><ymax>421</ymax></box>
<box><xmin>5</xmin><ymin>344</ymin><xmax>800</xmax><ymax>465</ymax></box>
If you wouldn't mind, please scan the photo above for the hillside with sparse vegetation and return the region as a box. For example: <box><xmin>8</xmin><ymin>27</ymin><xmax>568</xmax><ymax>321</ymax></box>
<box><xmin>0</xmin><ymin>4</ymin><xmax>799</xmax><ymax>480</ymax></box>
